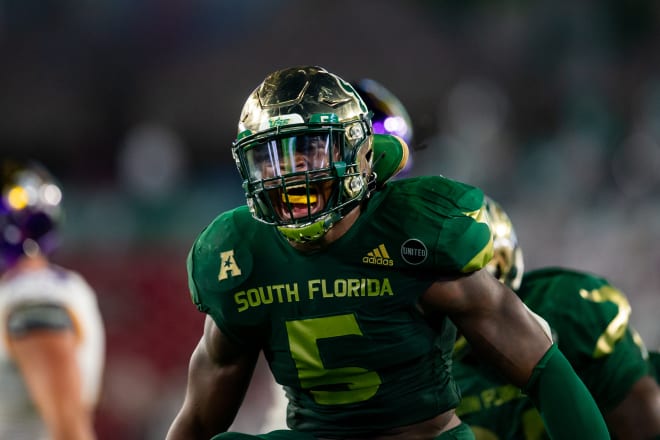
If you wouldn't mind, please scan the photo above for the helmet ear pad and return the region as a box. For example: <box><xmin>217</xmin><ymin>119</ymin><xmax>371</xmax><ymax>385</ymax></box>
<box><xmin>342</xmin><ymin>135</ymin><xmax>374</xmax><ymax>199</ymax></box>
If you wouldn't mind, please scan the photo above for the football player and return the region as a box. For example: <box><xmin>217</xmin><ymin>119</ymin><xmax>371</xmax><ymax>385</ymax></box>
<box><xmin>0</xmin><ymin>159</ymin><xmax>106</xmax><ymax>440</ymax></box>
<box><xmin>453</xmin><ymin>196</ymin><xmax>660</xmax><ymax>439</ymax></box>
<box><xmin>352</xmin><ymin>78</ymin><xmax>413</xmax><ymax>152</ymax></box>
<box><xmin>351</xmin><ymin>78</ymin><xmax>414</xmax><ymax>183</ymax></box>
<box><xmin>166</xmin><ymin>66</ymin><xmax>609</xmax><ymax>440</ymax></box>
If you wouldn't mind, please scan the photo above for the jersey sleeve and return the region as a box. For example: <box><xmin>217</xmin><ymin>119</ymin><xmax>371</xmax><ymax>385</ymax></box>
<box><xmin>522</xmin><ymin>269</ymin><xmax>651</xmax><ymax>411</ymax></box>
<box><xmin>384</xmin><ymin>176</ymin><xmax>493</xmax><ymax>274</ymax></box>
<box><xmin>437</xmin><ymin>185</ymin><xmax>493</xmax><ymax>273</ymax></box>
<box><xmin>7</xmin><ymin>303</ymin><xmax>74</xmax><ymax>336</ymax></box>
<box><xmin>590</xmin><ymin>327</ymin><xmax>655</xmax><ymax>410</ymax></box>
<box><xmin>187</xmin><ymin>207</ymin><xmax>264</xmax><ymax>345</ymax></box>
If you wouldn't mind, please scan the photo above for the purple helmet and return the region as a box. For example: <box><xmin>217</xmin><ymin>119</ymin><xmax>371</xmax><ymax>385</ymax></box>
<box><xmin>1</xmin><ymin>159</ymin><xmax>63</xmax><ymax>270</ymax></box>
<box><xmin>351</xmin><ymin>78</ymin><xmax>413</xmax><ymax>145</ymax></box>
<box><xmin>351</xmin><ymin>79</ymin><xmax>413</xmax><ymax>175</ymax></box>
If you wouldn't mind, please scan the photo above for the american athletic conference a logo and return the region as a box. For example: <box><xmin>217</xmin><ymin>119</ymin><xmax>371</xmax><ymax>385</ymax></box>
<box><xmin>400</xmin><ymin>239</ymin><xmax>428</xmax><ymax>265</ymax></box>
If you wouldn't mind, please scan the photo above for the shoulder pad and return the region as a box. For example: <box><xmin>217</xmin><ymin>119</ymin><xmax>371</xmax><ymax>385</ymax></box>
<box><xmin>378</xmin><ymin>176</ymin><xmax>493</xmax><ymax>273</ymax></box>
<box><xmin>187</xmin><ymin>207</ymin><xmax>255</xmax><ymax>311</ymax></box>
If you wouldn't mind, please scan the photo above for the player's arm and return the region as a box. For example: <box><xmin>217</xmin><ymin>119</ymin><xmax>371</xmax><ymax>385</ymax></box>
<box><xmin>166</xmin><ymin>315</ymin><xmax>261</xmax><ymax>440</ymax></box>
<box><xmin>605</xmin><ymin>374</ymin><xmax>660</xmax><ymax>439</ymax></box>
<box><xmin>566</xmin><ymin>280</ymin><xmax>660</xmax><ymax>439</ymax></box>
<box><xmin>7</xmin><ymin>303</ymin><xmax>96</xmax><ymax>440</ymax></box>
<box><xmin>420</xmin><ymin>268</ymin><xmax>610</xmax><ymax>439</ymax></box>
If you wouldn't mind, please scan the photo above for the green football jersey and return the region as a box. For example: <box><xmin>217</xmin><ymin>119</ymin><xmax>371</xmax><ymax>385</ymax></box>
<box><xmin>187</xmin><ymin>175</ymin><xmax>493</xmax><ymax>438</ymax></box>
<box><xmin>454</xmin><ymin>268</ymin><xmax>653</xmax><ymax>440</ymax></box>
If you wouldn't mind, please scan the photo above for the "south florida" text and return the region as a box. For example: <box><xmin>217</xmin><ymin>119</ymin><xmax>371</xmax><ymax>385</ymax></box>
<box><xmin>234</xmin><ymin>278</ymin><xmax>394</xmax><ymax>312</ymax></box>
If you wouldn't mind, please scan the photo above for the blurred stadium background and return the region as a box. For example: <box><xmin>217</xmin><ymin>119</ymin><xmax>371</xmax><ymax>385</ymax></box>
<box><xmin>2</xmin><ymin>1</ymin><xmax>660</xmax><ymax>438</ymax></box>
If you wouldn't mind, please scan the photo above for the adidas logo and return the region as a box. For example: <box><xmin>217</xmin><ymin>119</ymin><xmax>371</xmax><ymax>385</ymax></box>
<box><xmin>362</xmin><ymin>244</ymin><xmax>394</xmax><ymax>266</ymax></box>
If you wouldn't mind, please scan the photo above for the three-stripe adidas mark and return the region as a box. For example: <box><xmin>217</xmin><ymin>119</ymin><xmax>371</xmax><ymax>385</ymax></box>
<box><xmin>362</xmin><ymin>244</ymin><xmax>394</xmax><ymax>266</ymax></box>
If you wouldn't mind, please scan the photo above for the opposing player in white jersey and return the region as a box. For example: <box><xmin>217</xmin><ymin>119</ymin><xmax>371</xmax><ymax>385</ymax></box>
<box><xmin>0</xmin><ymin>159</ymin><xmax>106</xmax><ymax>440</ymax></box>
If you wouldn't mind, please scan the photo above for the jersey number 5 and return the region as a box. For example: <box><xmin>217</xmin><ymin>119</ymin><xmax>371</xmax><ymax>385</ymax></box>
<box><xmin>286</xmin><ymin>314</ymin><xmax>382</xmax><ymax>405</ymax></box>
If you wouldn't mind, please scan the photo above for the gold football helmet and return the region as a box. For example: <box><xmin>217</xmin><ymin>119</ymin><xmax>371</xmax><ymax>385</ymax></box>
<box><xmin>232</xmin><ymin>66</ymin><xmax>375</xmax><ymax>243</ymax></box>
<box><xmin>483</xmin><ymin>196</ymin><xmax>524</xmax><ymax>290</ymax></box>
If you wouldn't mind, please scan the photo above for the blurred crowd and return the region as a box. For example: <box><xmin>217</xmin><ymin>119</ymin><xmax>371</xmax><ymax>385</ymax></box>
<box><xmin>2</xmin><ymin>0</ymin><xmax>660</xmax><ymax>438</ymax></box>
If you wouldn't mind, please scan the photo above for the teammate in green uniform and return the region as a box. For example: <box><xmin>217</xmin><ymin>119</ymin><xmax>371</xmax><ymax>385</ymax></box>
<box><xmin>651</xmin><ymin>351</ymin><xmax>660</xmax><ymax>380</ymax></box>
<box><xmin>165</xmin><ymin>66</ymin><xmax>609</xmax><ymax>440</ymax></box>
<box><xmin>453</xmin><ymin>196</ymin><xmax>660</xmax><ymax>440</ymax></box>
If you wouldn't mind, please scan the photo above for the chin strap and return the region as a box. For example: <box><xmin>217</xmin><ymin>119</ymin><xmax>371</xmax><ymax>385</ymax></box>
<box><xmin>276</xmin><ymin>211</ymin><xmax>343</xmax><ymax>244</ymax></box>
<box><xmin>277</xmin><ymin>190</ymin><xmax>370</xmax><ymax>244</ymax></box>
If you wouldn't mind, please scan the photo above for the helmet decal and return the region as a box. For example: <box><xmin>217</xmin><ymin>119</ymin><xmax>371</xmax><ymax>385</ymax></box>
<box><xmin>261</xmin><ymin>113</ymin><xmax>305</xmax><ymax>131</ymax></box>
